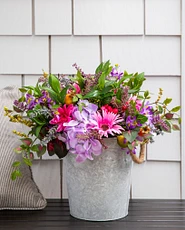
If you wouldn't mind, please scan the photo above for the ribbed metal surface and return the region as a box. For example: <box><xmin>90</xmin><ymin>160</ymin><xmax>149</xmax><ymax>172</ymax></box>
<box><xmin>64</xmin><ymin>138</ymin><xmax>132</xmax><ymax>221</ymax></box>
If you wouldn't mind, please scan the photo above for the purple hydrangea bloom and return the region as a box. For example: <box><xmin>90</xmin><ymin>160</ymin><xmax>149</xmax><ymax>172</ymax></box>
<box><xmin>77</xmin><ymin>100</ymin><xmax>98</xmax><ymax>114</ymax></box>
<box><xmin>60</xmin><ymin>101</ymin><xmax>102</xmax><ymax>162</ymax></box>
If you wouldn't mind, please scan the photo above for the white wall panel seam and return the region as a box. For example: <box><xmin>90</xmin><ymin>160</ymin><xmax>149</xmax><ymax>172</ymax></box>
<box><xmin>181</xmin><ymin>0</ymin><xmax>185</xmax><ymax>199</ymax></box>
<box><xmin>49</xmin><ymin>35</ymin><xmax>51</xmax><ymax>74</ymax></box>
<box><xmin>21</xmin><ymin>74</ymin><xmax>25</xmax><ymax>87</ymax></box>
<box><xmin>146</xmin><ymin>160</ymin><xmax>181</xmax><ymax>163</ymax></box>
<box><xmin>32</xmin><ymin>0</ymin><xmax>35</xmax><ymax>35</ymax></box>
<box><xmin>72</xmin><ymin>0</ymin><xmax>74</xmax><ymax>35</ymax></box>
<box><xmin>143</xmin><ymin>0</ymin><xmax>146</xmax><ymax>35</ymax></box>
<box><xmin>99</xmin><ymin>36</ymin><xmax>102</xmax><ymax>63</ymax></box>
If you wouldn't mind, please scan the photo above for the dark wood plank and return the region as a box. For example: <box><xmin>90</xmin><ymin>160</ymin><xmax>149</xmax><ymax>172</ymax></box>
<box><xmin>1</xmin><ymin>199</ymin><xmax>185</xmax><ymax>230</ymax></box>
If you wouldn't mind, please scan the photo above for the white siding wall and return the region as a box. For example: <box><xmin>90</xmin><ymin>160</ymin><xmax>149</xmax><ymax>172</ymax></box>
<box><xmin>0</xmin><ymin>0</ymin><xmax>183</xmax><ymax>199</ymax></box>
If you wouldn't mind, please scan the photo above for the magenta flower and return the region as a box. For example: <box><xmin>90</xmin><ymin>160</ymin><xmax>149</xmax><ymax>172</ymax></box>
<box><xmin>49</xmin><ymin>104</ymin><xmax>74</xmax><ymax>132</ymax></box>
<box><xmin>73</xmin><ymin>83</ymin><xmax>81</xmax><ymax>93</ymax></box>
<box><xmin>91</xmin><ymin>110</ymin><xmax>124</xmax><ymax>137</ymax></box>
<box><xmin>129</xmin><ymin>96</ymin><xmax>142</xmax><ymax>111</ymax></box>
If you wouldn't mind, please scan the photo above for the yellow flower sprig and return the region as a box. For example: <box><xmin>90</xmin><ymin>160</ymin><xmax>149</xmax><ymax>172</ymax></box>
<box><xmin>12</xmin><ymin>130</ymin><xmax>28</xmax><ymax>137</ymax></box>
<box><xmin>4</xmin><ymin>107</ymin><xmax>33</xmax><ymax>127</ymax></box>
<box><xmin>155</xmin><ymin>88</ymin><xmax>163</xmax><ymax>104</ymax></box>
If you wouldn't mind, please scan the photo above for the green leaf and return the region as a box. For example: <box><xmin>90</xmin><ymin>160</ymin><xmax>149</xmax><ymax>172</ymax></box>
<box><xmin>31</xmin><ymin>145</ymin><xmax>39</xmax><ymax>152</ymax></box>
<box><xmin>20</xmin><ymin>138</ymin><xmax>32</xmax><ymax>146</ymax></box>
<box><xmin>137</xmin><ymin>95</ymin><xmax>144</xmax><ymax>100</ymax></box>
<box><xmin>34</xmin><ymin>83</ymin><xmax>42</xmax><ymax>97</ymax></box>
<box><xmin>11</xmin><ymin>170</ymin><xmax>22</xmax><ymax>181</ymax></box>
<box><xmin>124</xmin><ymin>70</ymin><xmax>129</xmax><ymax>76</ymax></box>
<box><xmin>23</xmin><ymin>158</ymin><xmax>32</xmax><ymax>166</ymax></box>
<box><xmin>31</xmin><ymin>117</ymin><xmax>46</xmax><ymax>126</ymax></box>
<box><xmin>144</xmin><ymin>90</ymin><xmax>149</xmax><ymax>98</ymax></box>
<box><xmin>178</xmin><ymin>117</ymin><xmax>181</xmax><ymax>124</ymax></box>
<box><xmin>59</xmin><ymin>87</ymin><xmax>68</xmax><ymax>104</ymax></box>
<box><xmin>158</xmin><ymin>105</ymin><xmax>163</xmax><ymax>114</ymax></box>
<box><xmin>102</xmin><ymin>60</ymin><xmax>110</xmax><ymax>72</ymax></box>
<box><xmin>12</xmin><ymin>161</ymin><xmax>21</xmax><ymax>167</ymax></box>
<box><xmin>23</xmin><ymin>86</ymin><xmax>35</xmax><ymax>90</ymax></box>
<box><xmin>13</xmin><ymin>106</ymin><xmax>23</xmax><ymax>113</ymax></box>
<box><xmin>118</xmin><ymin>73</ymin><xmax>133</xmax><ymax>87</ymax></box>
<box><xmin>76</xmin><ymin>94</ymin><xmax>83</xmax><ymax>99</ymax></box>
<box><xmin>116</xmin><ymin>88</ymin><xmax>122</xmax><ymax>100</ymax></box>
<box><xmin>100</xmin><ymin>85</ymin><xmax>113</xmax><ymax>95</ymax></box>
<box><xmin>163</xmin><ymin>98</ymin><xmax>172</xmax><ymax>105</ymax></box>
<box><xmin>105</xmin><ymin>66</ymin><xmax>113</xmax><ymax>76</ymax></box>
<box><xmin>72</xmin><ymin>95</ymin><xmax>78</xmax><ymax>102</ymax></box>
<box><xmin>78</xmin><ymin>103</ymin><xmax>83</xmax><ymax>112</ymax></box>
<box><xmin>31</xmin><ymin>125</ymin><xmax>44</xmax><ymax>138</ymax></box>
<box><xmin>76</xmin><ymin>71</ymin><xmax>85</xmax><ymax>89</ymax></box>
<box><xmin>18</xmin><ymin>95</ymin><xmax>26</xmax><ymax>102</ymax></box>
<box><xmin>19</xmin><ymin>88</ymin><xmax>27</xmax><ymax>93</ymax></box>
<box><xmin>171</xmin><ymin>106</ymin><xmax>181</xmax><ymax>113</ymax></box>
<box><xmin>127</xmin><ymin>143</ymin><xmax>133</xmax><ymax>150</ymax></box>
<box><xmin>83</xmin><ymin>90</ymin><xmax>101</xmax><ymax>99</ymax></box>
<box><xmin>14</xmin><ymin>146</ymin><xmax>23</xmax><ymax>154</ymax></box>
<box><xmin>52</xmin><ymin>104</ymin><xmax>60</xmax><ymax>109</ymax></box>
<box><xmin>49</xmin><ymin>74</ymin><xmax>61</xmax><ymax>93</ymax></box>
<box><xmin>162</xmin><ymin>120</ymin><xmax>171</xmax><ymax>133</ymax></box>
<box><xmin>123</xmin><ymin>131</ymin><xmax>138</xmax><ymax>143</ymax></box>
<box><xmin>172</xmin><ymin>124</ymin><xmax>180</xmax><ymax>131</ymax></box>
<box><xmin>137</xmin><ymin>114</ymin><xmax>148</xmax><ymax>124</ymax></box>
<box><xmin>95</xmin><ymin>62</ymin><xmax>103</xmax><ymax>74</ymax></box>
<box><xmin>98</xmin><ymin>72</ymin><xmax>106</xmax><ymax>90</ymax></box>
<box><xmin>41</xmin><ymin>87</ymin><xmax>60</xmax><ymax>103</ymax></box>
<box><xmin>36</xmin><ymin>145</ymin><xmax>46</xmax><ymax>157</ymax></box>
<box><xmin>102</xmin><ymin>96</ymin><xmax>112</xmax><ymax>105</ymax></box>
<box><xmin>128</xmin><ymin>88</ymin><xmax>140</xmax><ymax>94</ymax></box>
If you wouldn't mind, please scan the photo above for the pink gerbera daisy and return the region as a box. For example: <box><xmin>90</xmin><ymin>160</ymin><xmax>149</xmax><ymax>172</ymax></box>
<box><xmin>49</xmin><ymin>104</ymin><xmax>74</xmax><ymax>132</ymax></box>
<box><xmin>91</xmin><ymin>110</ymin><xmax>124</xmax><ymax>137</ymax></box>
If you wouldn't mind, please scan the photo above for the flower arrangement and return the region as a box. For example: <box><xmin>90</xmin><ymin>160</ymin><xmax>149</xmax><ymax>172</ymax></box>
<box><xmin>4</xmin><ymin>61</ymin><xmax>181</xmax><ymax>180</ymax></box>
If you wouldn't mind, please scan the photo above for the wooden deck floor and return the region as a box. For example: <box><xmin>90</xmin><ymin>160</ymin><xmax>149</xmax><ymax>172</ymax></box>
<box><xmin>1</xmin><ymin>199</ymin><xmax>185</xmax><ymax>230</ymax></box>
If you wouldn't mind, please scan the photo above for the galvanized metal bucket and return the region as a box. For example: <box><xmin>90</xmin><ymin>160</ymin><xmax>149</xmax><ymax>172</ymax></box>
<box><xmin>63</xmin><ymin>138</ymin><xmax>132</xmax><ymax>221</ymax></box>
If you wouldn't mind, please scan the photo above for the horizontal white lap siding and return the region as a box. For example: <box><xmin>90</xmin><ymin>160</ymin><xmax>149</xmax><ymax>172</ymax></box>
<box><xmin>51</xmin><ymin>36</ymin><xmax>100</xmax><ymax>74</ymax></box>
<box><xmin>0</xmin><ymin>75</ymin><xmax>22</xmax><ymax>89</ymax></box>
<box><xmin>0</xmin><ymin>0</ymin><xmax>182</xmax><ymax>199</ymax></box>
<box><xmin>145</xmin><ymin>0</ymin><xmax>181</xmax><ymax>35</ymax></box>
<box><xmin>102</xmin><ymin>36</ymin><xmax>180</xmax><ymax>75</ymax></box>
<box><xmin>35</xmin><ymin>0</ymin><xmax>72</xmax><ymax>35</ymax></box>
<box><xmin>74</xmin><ymin>0</ymin><xmax>144</xmax><ymax>35</ymax></box>
<box><xmin>0</xmin><ymin>0</ymin><xmax>32</xmax><ymax>35</ymax></box>
<box><xmin>0</xmin><ymin>36</ymin><xmax>49</xmax><ymax>75</ymax></box>
<box><xmin>143</xmin><ymin>76</ymin><xmax>181</xmax><ymax>161</ymax></box>
<box><xmin>132</xmin><ymin>161</ymin><xmax>181</xmax><ymax>199</ymax></box>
